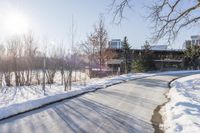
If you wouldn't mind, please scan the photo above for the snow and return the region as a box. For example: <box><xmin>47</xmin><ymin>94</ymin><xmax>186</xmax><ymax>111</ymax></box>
<box><xmin>161</xmin><ymin>74</ymin><xmax>200</xmax><ymax>133</ymax></box>
<box><xmin>0</xmin><ymin>70</ymin><xmax>200</xmax><ymax>121</ymax></box>
<box><xmin>0</xmin><ymin>73</ymin><xmax>154</xmax><ymax>120</ymax></box>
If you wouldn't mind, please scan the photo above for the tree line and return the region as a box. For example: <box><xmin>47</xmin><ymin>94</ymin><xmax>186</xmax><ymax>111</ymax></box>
<box><xmin>0</xmin><ymin>15</ymin><xmax>118</xmax><ymax>91</ymax></box>
<box><xmin>0</xmin><ymin>33</ymin><xmax>87</xmax><ymax>92</ymax></box>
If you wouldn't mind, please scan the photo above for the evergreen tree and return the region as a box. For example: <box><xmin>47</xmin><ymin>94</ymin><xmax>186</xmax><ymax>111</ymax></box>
<box><xmin>132</xmin><ymin>41</ymin><xmax>155</xmax><ymax>72</ymax></box>
<box><xmin>141</xmin><ymin>41</ymin><xmax>155</xmax><ymax>71</ymax></box>
<box><xmin>122</xmin><ymin>36</ymin><xmax>132</xmax><ymax>73</ymax></box>
<box><xmin>184</xmin><ymin>45</ymin><xmax>200</xmax><ymax>70</ymax></box>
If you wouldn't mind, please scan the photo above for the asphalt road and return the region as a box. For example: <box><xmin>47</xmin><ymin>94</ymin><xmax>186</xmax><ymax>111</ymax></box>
<box><xmin>0</xmin><ymin>74</ymin><xmax>193</xmax><ymax>133</ymax></box>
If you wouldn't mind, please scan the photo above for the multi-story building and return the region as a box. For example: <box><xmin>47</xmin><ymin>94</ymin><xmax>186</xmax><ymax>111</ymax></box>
<box><xmin>184</xmin><ymin>35</ymin><xmax>200</xmax><ymax>48</ymax></box>
<box><xmin>108</xmin><ymin>39</ymin><xmax>122</xmax><ymax>49</ymax></box>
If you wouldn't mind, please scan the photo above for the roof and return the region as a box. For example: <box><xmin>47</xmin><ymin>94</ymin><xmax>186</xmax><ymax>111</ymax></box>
<box><xmin>141</xmin><ymin>45</ymin><xmax>168</xmax><ymax>50</ymax></box>
<box><xmin>110</xmin><ymin>39</ymin><xmax>121</xmax><ymax>42</ymax></box>
<box><xmin>154</xmin><ymin>59</ymin><xmax>182</xmax><ymax>63</ymax></box>
<box><xmin>133</xmin><ymin>49</ymin><xmax>184</xmax><ymax>53</ymax></box>
<box><xmin>106</xmin><ymin>59</ymin><xmax>123</xmax><ymax>65</ymax></box>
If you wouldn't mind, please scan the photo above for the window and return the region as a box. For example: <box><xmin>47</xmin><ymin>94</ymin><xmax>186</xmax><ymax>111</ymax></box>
<box><xmin>192</xmin><ymin>40</ymin><xmax>195</xmax><ymax>44</ymax></box>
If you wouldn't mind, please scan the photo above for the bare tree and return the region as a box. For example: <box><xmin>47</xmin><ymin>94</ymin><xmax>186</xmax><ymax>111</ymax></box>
<box><xmin>1</xmin><ymin>49</ymin><xmax>12</xmax><ymax>87</ymax></box>
<box><xmin>82</xmin><ymin>34</ymin><xmax>98</xmax><ymax>68</ymax></box>
<box><xmin>148</xmin><ymin>0</ymin><xmax>200</xmax><ymax>43</ymax></box>
<box><xmin>70</xmin><ymin>16</ymin><xmax>80</xmax><ymax>82</ymax></box>
<box><xmin>97</xmin><ymin>15</ymin><xmax>108</xmax><ymax>72</ymax></box>
<box><xmin>63</xmin><ymin>15</ymin><xmax>78</xmax><ymax>91</ymax></box>
<box><xmin>89</xmin><ymin>15</ymin><xmax>109</xmax><ymax>72</ymax></box>
<box><xmin>41</xmin><ymin>39</ymin><xmax>48</xmax><ymax>94</ymax></box>
<box><xmin>56</xmin><ymin>43</ymin><xmax>66</xmax><ymax>85</ymax></box>
<box><xmin>111</xmin><ymin>0</ymin><xmax>200</xmax><ymax>43</ymax></box>
<box><xmin>81</xmin><ymin>15</ymin><xmax>117</xmax><ymax>77</ymax></box>
<box><xmin>0</xmin><ymin>33</ymin><xmax>84</xmax><ymax>91</ymax></box>
<box><xmin>103</xmin><ymin>48</ymin><xmax>117</xmax><ymax>63</ymax></box>
<box><xmin>0</xmin><ymin>44</ymin><xmax>5</xmax><ymax>88</ymax></box>
<box><xmin>42</xmin><ymin>54</ymin><xmax>46</xmax><ymax>94</ymax></box>
<box><xmin>81</xmin><ymin>40</ymin><xmax>97</xmax><ymax>78</ymax></box>
<box><xmin>7</xmin><ymin>36</ymin><xmax>22</xmax><ymax>86</ymax></box>
<box><xmin>63</xmin><ymin>55</ymin><xmax>73</xmax><ymax>91</ymax></box>
<box><xmin>110</xmin><ymin>0</ymin><xmax>132</xmax><ymax>23</ymax></box>
<box><xmin>45</xmin><ymin>45</ymin><xmax>59</xmax><ymax>85</ymax></box>
<box><xmin>23</xmin><ymin>33</ymin><xmax>38</xmax><ymax>85</ymax></box>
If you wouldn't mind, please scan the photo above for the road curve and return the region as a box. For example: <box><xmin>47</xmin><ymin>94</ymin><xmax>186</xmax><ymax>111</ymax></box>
<box><xmin>0</xmin><ymin>74</ymin><xmax>191</xmax><ymax>133</ymax></box>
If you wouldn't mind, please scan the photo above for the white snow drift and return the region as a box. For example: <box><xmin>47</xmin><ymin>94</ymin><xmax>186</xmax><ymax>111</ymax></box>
<box><xmin>162</xmin><ymin>74</ymin><xmax>200</xmax><ymax>133</ymax></box>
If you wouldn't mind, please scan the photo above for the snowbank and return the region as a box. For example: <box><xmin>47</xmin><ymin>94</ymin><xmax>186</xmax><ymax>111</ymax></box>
<box><xmin>161</xmin><ymin>74</ymin><xmax>200</xmax><ymax>133</ymax></box>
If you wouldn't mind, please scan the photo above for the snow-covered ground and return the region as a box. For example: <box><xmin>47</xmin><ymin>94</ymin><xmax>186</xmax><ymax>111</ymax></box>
<box><xmin>0</xmin><ymin>73</ymin><xmax>154</xmax><ymax>120</ymax></box>
<box><xmin>161</xmin><ymin>74</ymin><xmax>200</xmax><ymax>133</ymax></box>
<box><xmin>0</xmin><ymin>70</ymin><xmax>200</xmax><ymax>121</ymax></box>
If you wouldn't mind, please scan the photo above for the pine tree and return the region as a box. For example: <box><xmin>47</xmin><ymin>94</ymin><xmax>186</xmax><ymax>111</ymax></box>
<box><xmin>141</xmin><ymin>41</ymin><xmax>155</xmax><ymax>71</ymax></box>
<box><xmin>132</xmin><ymin>41</ymin><xmax>155</xmax><ymax>72</ymax></box>
<box><xmin>184</xmin><ymin>45</ymin><xmax>200</xmax><ymax>70</ymax></box>
<box><xmin>122</xmin><ymin>36</ymin><xmax>132</xmax><ymax>74</ymax></box>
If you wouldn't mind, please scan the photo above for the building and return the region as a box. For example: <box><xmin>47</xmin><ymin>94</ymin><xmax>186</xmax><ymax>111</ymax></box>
<box><xmin>108</xmin><ymin>39</ymin><xmax>122</xmax><ymax>49</ymax></box>
<box><xmin>133</xmin><ymin>49</ymin><xmax>184</xmax><ymax>71</ymax></box>
<box><xmin>106</xmin><ymin>38</ymin><xmax>186</xmax><ymax>72</ymax></box>
<box><xmin>106</xmin><ymin>44</ymin><xmax>184</xmax><ymax>72</ymax></box>
<box><xmin>184</xmin><ymin>35</ymin><xmax>200</xmax><ymax>48</ymax></box>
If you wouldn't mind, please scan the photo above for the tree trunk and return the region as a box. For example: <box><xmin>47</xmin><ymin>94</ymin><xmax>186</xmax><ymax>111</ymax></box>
<box><xmin>0</xmin><ymin>73</ymin><xmax>3</xmax><ymax>88</ymax></box>
<box><xmin>61</xmin><ymin>69</ymin><xmax>64</xmax><ymax>85</ymax></box>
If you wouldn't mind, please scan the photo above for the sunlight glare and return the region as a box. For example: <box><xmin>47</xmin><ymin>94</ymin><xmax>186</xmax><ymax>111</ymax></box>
<box><xmin>4</xmin><ymin>12</ymin><xmax>29</xmax><ymax>34</ymax></box>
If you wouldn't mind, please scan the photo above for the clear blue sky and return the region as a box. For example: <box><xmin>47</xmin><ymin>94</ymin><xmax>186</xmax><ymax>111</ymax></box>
<box><xmin>0</xmin><ymin>0</ymin><xmax>199</xmax><ymax>49</ymax></box>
